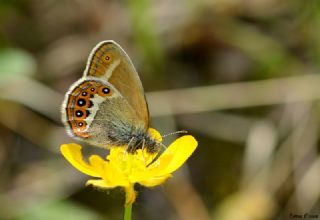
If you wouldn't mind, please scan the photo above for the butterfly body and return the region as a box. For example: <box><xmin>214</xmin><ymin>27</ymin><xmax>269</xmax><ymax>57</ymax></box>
<box><xmin>62</xmin><ymin>41</ymin><xmax>159</xmax><ymax>153</ymax></box>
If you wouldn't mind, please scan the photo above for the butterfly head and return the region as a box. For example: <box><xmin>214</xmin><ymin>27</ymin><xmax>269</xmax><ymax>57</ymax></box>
<box><xmin>125</xmin><ymin>129</ymin><xmax>161</xmax><ymax>154</ymax></box>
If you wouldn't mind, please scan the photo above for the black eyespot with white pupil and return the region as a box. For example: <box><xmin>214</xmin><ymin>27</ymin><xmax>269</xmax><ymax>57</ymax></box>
<box><xmin>77</xmin><ymin>98</ymin><xmax>86</xmax><ymax>106</ymax></box>
<box><xmin>78</xmin><ymin>122</ymin><xmax>83</xmax><ymax>127</ymax></box>
<box><xmin>82</xmin><ymin>92</ymin><xmax>87</xmax><ymax>96</ymax></box>
<box><xmin>75</xmin><ymin>110</ymin><xmax>83</xmax><ymax>117</ymax></box>
<box><xmin>90</xmin><ymin>88</ymin><xmax>95</xmax><ymax>92</ymax></box>
<box><xmin>102</xmin><ymin>87</ymin><xmax>110</xmax><ymax>94</ymax></box>
<box><xmin>105</xmin><ymin>56</ymin><xmax>110</xmax><ymax>60</ymax></box>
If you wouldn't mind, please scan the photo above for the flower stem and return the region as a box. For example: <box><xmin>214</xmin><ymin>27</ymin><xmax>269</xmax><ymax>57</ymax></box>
<box><xmin>124</xmin><ymin>203</ymin><xmax>132</xmax><ymax>220</ymax></box>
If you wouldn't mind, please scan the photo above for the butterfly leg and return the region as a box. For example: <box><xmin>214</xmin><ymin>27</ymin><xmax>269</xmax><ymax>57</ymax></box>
<box><xmin>146</xmin><ymin>142</ymin><xmax>169</xmax><ymax>167</ymax></box>
<box><xmin>141</xmin><ymin>139</ymin><xmax>147</xmax><ymax>164</ymax></box>
<box><xmin>159</xmin><ymin>142</ymin><xmax>168</xmax><ymax>151</ymax></box>
<box><xmin>124</xmin><ymin>137</ymin><xmax>135</xmax><ymax>158</ymax></box>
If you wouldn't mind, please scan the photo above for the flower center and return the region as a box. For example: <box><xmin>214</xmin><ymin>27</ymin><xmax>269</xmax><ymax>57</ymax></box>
<box><xmin>108</xmin><ymin>148</ymin><xmax>158</xmax><ymax>175</ymax></box>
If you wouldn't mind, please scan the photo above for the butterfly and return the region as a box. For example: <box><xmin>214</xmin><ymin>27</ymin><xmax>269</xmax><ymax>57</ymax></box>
<box><xmin>61</xmin><ymin>41</ymin><xmax>160</xmax><ymax>153</ymax></box>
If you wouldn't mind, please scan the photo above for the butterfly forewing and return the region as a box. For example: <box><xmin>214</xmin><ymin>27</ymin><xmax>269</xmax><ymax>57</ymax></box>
<box><xmin>84</xmin><ymin>41</ymin><xmax>149</xmax><ymax>128</ymax></box>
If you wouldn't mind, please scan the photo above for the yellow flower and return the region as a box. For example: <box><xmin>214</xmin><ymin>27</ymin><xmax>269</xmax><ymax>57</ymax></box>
<box><xmin>60</xmin><ymin>128</ymin><xmax>197</xmax><ymax>205</ymax></box>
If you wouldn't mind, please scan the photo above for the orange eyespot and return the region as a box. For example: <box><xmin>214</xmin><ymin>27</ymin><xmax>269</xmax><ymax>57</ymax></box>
<box><xmin>87</xmin><ymin>86</ymin><xmax>97</xmax><ymax>97</ymax></box>
<box><xmin>72</xmin><ymin>120</ymin><xmax>89</xmax><ymax>138</ymax></box>
<box><xmin>77</xmin><ymin>98</ymin><xmax>86</xmax><ymax>107</ymax></box>
<box><xmin>76</xmin><ymin>120</ymin><xmax>87</xmax><ymax>130</ymax></box>
<box><xmin>81</xmin><ymin>91</ymin><xmax>88</xmax><ymax>97</ymax></box>
<box><xmin>103</xmin><ymin>53</ymin><xmax>112</xmax><ymax>64</ymax></box>
<box><xmin>98</xmin><ymin>86</ymin><xmax>112</xmax><ymax>97</ymax></box>
<box><xmin>74</xmin><ymin>108</ymin><xmax>86</xmax><ymax>120</ymax></box>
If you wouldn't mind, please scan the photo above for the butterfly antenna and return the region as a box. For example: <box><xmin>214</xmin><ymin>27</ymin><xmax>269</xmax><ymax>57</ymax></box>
<box><xmin>162</xmin><ymin>130</ymin><xmax>188</xmax><ymax>138</ymax></box>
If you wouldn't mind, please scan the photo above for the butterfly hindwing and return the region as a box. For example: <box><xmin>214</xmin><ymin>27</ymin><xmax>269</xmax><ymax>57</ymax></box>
<box><xmin>61</xmin><ymin>78</ymin><xmax>146</xmax><ymax>147</ymax></box>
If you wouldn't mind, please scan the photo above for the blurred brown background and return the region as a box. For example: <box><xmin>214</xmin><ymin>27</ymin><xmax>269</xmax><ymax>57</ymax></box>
<box><xmin>0</xmin><ymin>0</ymin><xmax>320</xmax><ymax>219</ymax></box>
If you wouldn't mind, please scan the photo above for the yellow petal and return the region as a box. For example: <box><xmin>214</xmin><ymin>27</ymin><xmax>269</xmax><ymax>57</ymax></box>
<box><xmin>156</xmin><ymin>135</ymin><xmax>198</xmax><ymax>175</ymax></box>
<box><xmin>88</xmin><ymin>155</ymin><xmax>105</xmax><ymax>174</ymax></box>
<box><xmin>60</xmin><ymin>143</ymin><xmax>101</xmax><ymax>177</ymax></box>
<box><xmin>104</xmin><ymin>161</ymin><xmax>130</xmax><ymax>187</ymax></box>
<box><xmin>128</xmin><ymin>170</ymin><xmax>153</xmax><ymax>183</ymax></box>
<box><xmin>147</xmin><ymin>153</ymin><xmax>173</xmax><ymax>174</ymax></box>
<box><xmin>125</xmin><ymin>185</ymin><xmax>136</xmax><ymax>205</ymax></box>
<box><xmin>139</xmin><ymin>174</ymin><xmax>172</xmax><ymax>187</ymax></box>
<box><xmin>86</xmin><ymin>179</ymin><xmax>117</xmax><ymax>188</ymax></box>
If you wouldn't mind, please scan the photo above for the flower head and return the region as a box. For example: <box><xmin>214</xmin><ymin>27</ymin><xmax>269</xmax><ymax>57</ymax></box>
<box><xmin>60</xmin><ymin>128</ymin><xmax>197</xmax><ymax>205</ymax></box>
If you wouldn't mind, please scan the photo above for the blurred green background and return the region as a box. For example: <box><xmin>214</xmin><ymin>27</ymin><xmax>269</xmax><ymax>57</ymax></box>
<box><xmin>0</xmin><ymin>0</ymin><xmax>320</xmax><ymax>219</ymax></box>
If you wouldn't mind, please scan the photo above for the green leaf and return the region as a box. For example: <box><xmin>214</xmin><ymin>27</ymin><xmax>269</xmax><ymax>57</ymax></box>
<box><xmin>0</xmin><ymin>48</ymin><xmax>36</xmax><ymax>80</ymax></box>
<box><xmin>17</xmin><ymin>200</ymin><xmax>103</xmax><ymax>220</ymax></box>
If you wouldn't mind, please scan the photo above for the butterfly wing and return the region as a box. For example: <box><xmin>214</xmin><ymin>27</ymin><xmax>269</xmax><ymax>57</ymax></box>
<box><xmin>61</xmin><ymin>78</ymin><xmax>146</xmax><ymax>147</ymax></box>
<box><xmin>84</xmin><ymin>41</ymin><xmax>149</xmax><ymax>128</ymax></box>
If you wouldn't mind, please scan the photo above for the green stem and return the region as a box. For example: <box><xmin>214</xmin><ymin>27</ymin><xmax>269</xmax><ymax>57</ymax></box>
<box><xmin>124</xmin><ymin>203</ymin><xmax>132</xmax><ymax>220</ymax></box>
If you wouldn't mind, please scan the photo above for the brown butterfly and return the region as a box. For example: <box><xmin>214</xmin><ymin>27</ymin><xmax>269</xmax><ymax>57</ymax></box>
<box><xmin>61</xmin><ymin>41</ymin><xmax>159</xmax><ymax>153</ymax></box>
